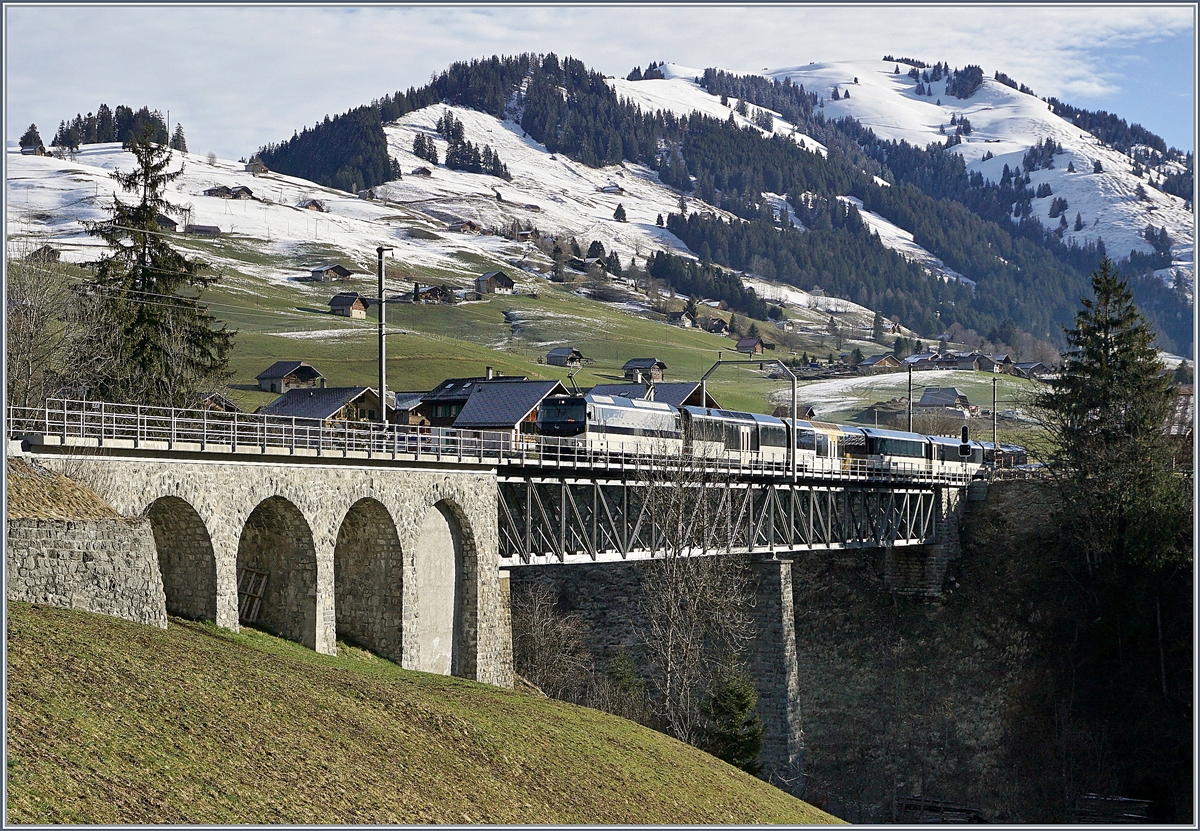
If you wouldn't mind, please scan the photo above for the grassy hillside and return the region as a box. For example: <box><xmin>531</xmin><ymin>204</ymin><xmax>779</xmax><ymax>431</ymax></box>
<box><xmin>5</xmin><ymin>603</ymin><xmax>840</xmax><ymax>825</ymax></box>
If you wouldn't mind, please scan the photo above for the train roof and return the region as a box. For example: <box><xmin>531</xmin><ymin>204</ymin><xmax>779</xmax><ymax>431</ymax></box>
<box><xmin>857</xmin><ymin>426</ymin><xmax>930</xmax><ymax>441</ymax></box>
<box><xmin>588</xmin><ymin>393</ymin><xmax>676</xmax><ymax>412</ymax></box>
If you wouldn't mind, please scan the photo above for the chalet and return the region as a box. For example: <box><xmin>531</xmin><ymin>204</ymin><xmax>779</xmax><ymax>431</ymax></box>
<box><xmin>475</xmin><ymin>270</ymin><xmax>515</xmax><ymax>294</ymax></box>
<box><xmin>915</xmin><ymin>386</ymin><xmax>972</xmax><ymax>415</ymax></box>
<box><xmin>230</xmin><ymin>185</ymin><xmax>254</xmax><ymax>200</ymax></box>
<box><xmin>198</xmin><ymin>391</ymin><xmax>241</xmax><ymax>413</ymax></box>
<box><xmin>701</xmin><ymin>317</ymin><xmax>728</xmax><ymax>334</ymax></box>
<box><xmin>255</xmin><ymin>360</ymin><xmax>326</xmax><ymax>394</ymax></box>
<box><xmin>298</xmin><ymin>199</ymin><xmax>327</xmax><ymax>212</ymax></box>
<box><xmin>623</xmin><ymin>358</ymin><xmax>666</xmax><ymax>382</ymax></box>
<box><xmin>203</xmin><ymin>185</ymin><xmax>233</xmax><ymax>198</ymax></box>
<box><xmin>772</xmin><ymin>403</ymin><xmax>819</xmax><ymax>420</ymax></box>
<box><xmin>546</xmin><ymin>347</ymin><xmax>585</xmax><ymax>368</ymax></box>
<box><xmin>452</xmin><ymin>379</ymin><xmax>569</xmax><ymax>438</ymax></box>
<box><xmin>413</xmin><ymin>284</ymin><xmax>451</xmax><ymax>304</ymax></box>
<box><xmin>329</xmin><ymin>292</ymin><xmax>370</xmax><ymax>319</ymax></box>
<box><xmin>567</xmin><ymin>256</ymin><xmax>604</xmax><ymax>273</ymax></box>
<box><xmin>185</xmin><ymin>224</ymin><xmax>221</xmax><ymax>237</ymax></box>
<box><xmin>20</xmin><ymin>145</ymin><xmax>47</xmax><ymax>156</ymax></box>
<box><xmin>417</xmin><ymin>371</ymin><xmax>528</xmax><ymax>427</ymax></box>
<box><xmin>257</xmin><ymin>386</ymin><xmax>388</xmax><ymax>425</ymax></box>
<box><xmin>387</xmin><ymin>392</ymin><xmax>430</xmax><ymax>427</ymax></box>
<box><xmin>411</xmin><ymin>167</ymin><xmax>433</xmax><ymax>177</ymax></box>
<box><xmin>598</xmin><ymin>184</ymin><xmax>625</xmax><ymax>195</ymax></box>
<box><xmin>736</xmin><ymin>337</ymin><xmax>766</xmax><ymax>355</ymax></box>
<box><xmin>903</xmin><ymin>353</ymin><xmax>940</xmax><ymax>370</ymax></box>
<box><xmin>954</xmin><ymin>354</ymin><xmax>983</xmax><ymax>371</ymax></box>
<box><xmin>154</xmin><ymin>214</ymin><xmax>177</xmax><ymax>232</ymax></box>
<box><xmin>516</xmin><ymin>229</ymin><xmax>534</xmax><ymax>241</ymax></box>
<box><xmin>1165</xmin><ymin>384</ymin><xmax>1193</xmax><ymax>440</ymax></box>
<box><xmin>666</xmin><ymin>311</ymin><xmax>693</xmax><ymax>328</ymax></box>
<box><xmin>245</xmin><ymin>158</ymin><xmax>268</xmax><ymax>174</ymax></box>
<box><xmin>1013</xmin><ymin>361</ymin><xmax>1050</xmax><ymax>380</ymax></box>
<box><xmin>857</xmin><ymin>354</ymin><xmax>902</xmax><ymax>373</ymax></box>
<box><xmin>357</xmin><ymin>187</ymin><xmax>376</xmax><ymax>200</ymax></box>
<box><xmin>310</xmin><ymin>263</ymin><xmax>353</xmax><ymax>282</ymax></box>
<box><xmin>589</xmin><ymin>382</ymin><xmax>720</xmax><ymax>409</ymax></box>
<box><xmin>448</xmin><ymin>220</ymin><xmax>482</xmax><ymax>233</ymax></box>
<box><xmin>25</xmin><ymin>245</ymin><xmax>60</xmax><ymax>263</ymax></box>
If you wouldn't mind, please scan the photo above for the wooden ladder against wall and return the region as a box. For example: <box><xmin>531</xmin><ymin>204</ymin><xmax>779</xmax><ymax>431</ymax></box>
<box><xmin>237</xmin><ymin>568</ymin><xmax>269</xmax><ymax>625</ymax></box>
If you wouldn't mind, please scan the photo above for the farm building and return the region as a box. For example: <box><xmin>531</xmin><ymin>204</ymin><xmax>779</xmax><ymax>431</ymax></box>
<box><xmin>666</xmin><ymin>311</ymin><xmax>693</xmax><ymax>328</ymax></box>
<box><xmin>701</xmin><ymin>317</ymin><xmax>728</xmax><ymax>334</ymax></box>
<box><xmin>255</xmin><ymin>360</ymin><xmax>326</xmax><ymax>394</ymax></box>
<box><xmin>185</xmin><ymin>224</ymin><xmax>221</xmax><ymax>237</ymax></box>
<box><xmin>857</xmin><ymin>354</ymin><xmax>901</xmax><ymax>373</ymax></box>
<box><xmin>198</xmin><ymin>391</ymin><xmax>242</xmax><ymax>413</ymax></box>
<box><xmin>915</xmin><ymin>387</ymin><xmax>973</xmax><ymax>415</ymax></box>
<box><xmin>329</xmin><ymin>292</ymin><xmax>370</xmax><ymax>319</ymax></box>
<box><xmin>736</xmin><ymin>337</ymin><xmax>765</xmax><ymax>355</ymax></box>
<box><xmin>245</xmin><ymin>158</ymin><xmax>268</xmax><ymax>174</ymax></box>
<box><xmin>622</xmin><ymin>358</ymin><xmax>666</xmax><ymax>382</ymax></box>
<box><xmin>257</xmin><ymin>386</ymin><xmax>388</xmax><ymax>425</ymax></box>
<box><xmin>154</xmin><ymin>214</ymin><xmax>177</xmax><ymax>231</ymax></box>
<box><xmin>298</xmin><ymin>199</ymin><xmax>328</xmax><ymax>212</ymax></box>
<box><xmin>475</xmin><ymin>270</ymin><xmax>515</xmax><ymax>294</ymax></box>
<box><xmin>203</xmin><ymin>185</ymin><xmax>233</xmax><ymax>198</ymax></box>
<box><xmin>411</xmin><ymin>167</ymin><xmax>433</xmax><ymax>177</ymax></box>
<box><xmin>24</xmin><ymin>245</ymin><xmax>60</xmax><ymax>263</ymax></box>
<box><xmin>310</xmin><ymin>263</ymin><xmax>353</xmax><ymax>282</ymax></box>
<box><xmin>230</xmin><ymin>186</ymin><xmax>254</xmax><ymax>200</ymax></box>
<box><xmin>546</xmin><ymin>347</ymin><xmax>585</xmax><ymax>368</ymax></box>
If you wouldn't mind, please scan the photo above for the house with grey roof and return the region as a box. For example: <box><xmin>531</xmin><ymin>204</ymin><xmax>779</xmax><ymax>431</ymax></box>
<box><xmin>256</xmin><ymin>386</ymin><xmax>387</xmax><ymax>425</ymax></box>
<box><xmin>329</xmin><ymin>292</ymin><xmax>370</xmax><ymax>318</ymax></box>
<box><xmin>857</xmin><ymin>353</ymin><xmax>902</xmax><ymax>373</ymax></box>
<box><xmin>915</xmin><ymin>386</ymin><xmax>973</xmax><ymax>415</ymax></box>
<box><xmin>546</xmin><ymin>347</ymin><xmax>585</xmax><ymax>368</ymax></box>
<box><xmin>622</xmin><ymin>357</ymin><xmax>666</xmax><ymax>382</ymax></box>
<box><xmin>452</xmin><ymin>379</ymin><xmax>569</xmax><ymax>438</ymax></box>
<box><xmin>418</xmin><ymin>373</ymin><xmax>529</xmax><ymax>427</ymax></box>
<box><xmin>310</xmin><ymin>263</ymin><xmax>353</xmax><ymax>282</ymax></box>
<box><xmin>255</xmin><ymin>360</ymin><xmax>325</xmax><ymax>394</ymax></box>
<box><xmin>475</xmin><ymin>270</ymin><xmax>514</xmax><ymax>294</ymax></box>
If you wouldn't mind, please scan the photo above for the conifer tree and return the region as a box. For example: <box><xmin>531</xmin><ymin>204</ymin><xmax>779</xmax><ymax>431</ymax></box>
<box><xmin>81</xmin><ymin>123</ymin><xmax>233</xmax><ymax>406</ymax></box>
<box><xmin>613</xmin><ymin>203</ymin><xmax>627</xmax><ymax>222</ymax></box>
<box><xmin>19</xmin><ymin>124</ymin><xmax>42</xmax><ymax>148</ymax></box>
<box><xmin>170</xmin><ymin>123</ymin><xmax>187</xmax><ymax>153</ymax></box>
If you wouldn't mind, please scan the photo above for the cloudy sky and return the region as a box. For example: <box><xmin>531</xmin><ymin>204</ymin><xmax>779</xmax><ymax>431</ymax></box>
<box><xmin>4</xmin><ymin>4</ymin><xmax>1195</xmax><ymax>162</ymax></box>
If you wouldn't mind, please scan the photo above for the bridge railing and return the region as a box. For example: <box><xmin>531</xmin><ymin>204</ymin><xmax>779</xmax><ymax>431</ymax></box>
<box><xmin>7</xmin><ymin>399</ymin><xmax>973</xmax><ymax>485</ymax></box>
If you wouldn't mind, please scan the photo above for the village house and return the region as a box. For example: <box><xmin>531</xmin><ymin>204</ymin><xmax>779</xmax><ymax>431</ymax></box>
<box><xmin>255</xmin><ymin>360</ymin><xmax>326</xmax><ymax>394</ymax></box>
<box><xmin>452</xmin><ymin>379</ymin><xmax>570</xmax><ymax>440</ymax></box>
<box><xmin>198</xmin><ymin>391</ymin><xmax>242</xmax><ymax>413</ymax></box>
<box><xmin>1013</xmin><ymin>361</ymin><xmax>1050</xmax><ymax>380</ymax></box>
<box><xmin>546</xmin><ymin>347</ymin><xmax>585</xmax><ymax>368</ymax></box>
<box><xmin>474</xmin><ymin>270</ymin><xmax>515</xmax><ymax>294</ymax></box>
<box><xmin>328</xmin><ymin>292</ymin><xmax>370</xmax><ymax>319</ymax></box>
<box><xmin>20</xmin><ymin>144</ymin><xmax>47</xmax><ymax>156</ymax></box>
<box><xmin>310</xmin><ymin>263</ymin><xmax>353</xmax><ymax>282</ymax></box>
<box><xmin>666</xmin><ymin>311</ymin><xmax>693</xmax><ymax>328</ymax></box>
<box><xmin>857</xmin><ymin>354</ymin><xmax>902</xmax><ymax>373</ymax></box>
<box><xmin>185</xmin><ymin>224</ymin><xmax>221</xmax><ymax>237</ymax></box>
<box><xmin>245</xmin><ymin>158</ymin><xmax>268</xmax><ymax>174</ymax></box>
<box><xmin>598</xmin><ymin>184</ymin><xmax>625</xmax><ymax>195</ymax></box>
<box><xmin>903</xmin><ymin>353</ymin><xmax>940</xmax><ymax>371</ymax></box>
<box><xmin>417</xmin><ymin>370</ymin><xmax>528</xmax><ymax>427</ymax></box>
<box><xmin>24</xmin><ymin>245</ymin><xmax>60</xmax><ymax>263</ymax></box>
<box><xmin>622</xmin><ymin>358</ymin><xmax>666</xmax><ymax>383</ymax></box>
<box><xmin>203</xmin><ymin>185</ymin><xmax>233</xmax><ymax>198</ymax></box>
<box><xmin>448</xmin><ymin>220</ymin><xmax>482</xmax><ymax>234</ymax></box>
<box><xmin>411</xmin><ymin>167</ymin><xmax>433</xmax><ymax>177</ymax></box>
<box><xmin>230</xmin><ymin>185</ymin><xmax>254</xmax><ymax>200</ymax></box>
<box><xmin>915</xmin><ymin>387</ymin><xmax>974</xmax><ymax>417</ymax></box>
<box><xmin>772</xmin><ymin>403</ymin><xmax>820</xmax><ymax>420</ymax></box>
<box><xmin>736</xmin><ymin>337</ymin><xmax>765</xmax><ymax>355</ymax></box>
<box><xmin>567</xmin><ymin>256</ymin><xmax>605</xmax><ymax>273</ymax></box>
<box><xmin>257</xmin><ymin>386</ymin><xmax>388</xmax><ymax>425</ymax></box>
<box><xmin>412</xmin><ymin>284</ymin><xmax>451</xmax><ymax>304</ymax></box>
<box><xmin>154</xmin><ymin>214</ymin><xmax>177</xmax><ymax>232</ymax></box>
<box><xmin>386</xmin><ymin>392</ymin><xmax>430</xmax><ymax>427</ymax></box>
<box><xmin>298</xmin><ymin>199</ymin><xmax>328</xmax><ymax>212</ymax></box>
<box><xmin>701</xmin><ymin>317</ymin><xmax>729</xmax><ymax>334</ymax></box>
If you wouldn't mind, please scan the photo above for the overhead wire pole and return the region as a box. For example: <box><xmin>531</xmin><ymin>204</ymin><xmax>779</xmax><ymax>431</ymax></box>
<box><xmin>376</xmin><ymin>245</ymin><xmax>394</xmax><ymax>425</ymax></box>
<box><xmin>701</xmin><ymin>354</ymin><xmax>798</xmax><ymax>482</ymax></box>
<box><xmin>992</xmin><ymin>376</ymin><xmax>998</xmax><ymax>468</ymax></box>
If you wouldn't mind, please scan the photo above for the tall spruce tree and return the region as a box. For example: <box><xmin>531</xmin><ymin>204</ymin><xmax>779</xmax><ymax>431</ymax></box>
<box><xmin>170</xmin><ymin>123</ymin><xmax>187</xmax><ymax>153</ymax></box>
<box><xmin>1036</xmin><ymin>256</ymin><xmax>1184</xmax><ymax>575</ymax></box>
<box><xmin>19</xmin><ymin>124</ymin><xmax>42</xmax><ymax>149</ymax></box>
<box><xmin>83</xmin><ymin>123</ymin><xmax>233</xmax><ymax>406</ymax></box>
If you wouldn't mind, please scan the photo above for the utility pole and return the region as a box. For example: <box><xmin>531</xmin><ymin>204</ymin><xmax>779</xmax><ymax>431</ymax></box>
<box><xmin>907</xmin><ymin>365</ymin><xmax>913</xmax><ymax>432</ymax></box>
<box><xmin>992</xmin><ymin>376</ymin><xmax>998</xmax><ymax>467</ymax></box>
<box><xmin>376</xmin><ymin>245</ymin><xmax>394</xmax><ymax>424</ymax></box>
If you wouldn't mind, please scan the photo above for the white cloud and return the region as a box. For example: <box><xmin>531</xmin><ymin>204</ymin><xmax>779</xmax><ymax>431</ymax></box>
<box><xmin>4</xmin><ymin>4</ymin><xmax>1193</xmax><ymax>160</ymax></box>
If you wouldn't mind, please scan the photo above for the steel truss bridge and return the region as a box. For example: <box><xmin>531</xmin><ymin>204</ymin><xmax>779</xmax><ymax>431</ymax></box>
<box><xmin>8</xmin><ymin>400</ymin><xmax>964</xmax><ymax>567</ymax></box>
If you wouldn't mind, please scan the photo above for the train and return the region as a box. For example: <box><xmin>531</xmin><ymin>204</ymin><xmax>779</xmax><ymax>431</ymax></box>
<box><xmin>535</xmin><ymin>392</ymin><xmax>1015</xmax><ymax>479</ymax></box>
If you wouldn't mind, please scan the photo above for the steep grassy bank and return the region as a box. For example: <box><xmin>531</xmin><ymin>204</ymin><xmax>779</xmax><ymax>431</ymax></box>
<box><xmin>5</xmin><ymin>603</ymin><xmax>840</xmax><ymax>825</ymax></box>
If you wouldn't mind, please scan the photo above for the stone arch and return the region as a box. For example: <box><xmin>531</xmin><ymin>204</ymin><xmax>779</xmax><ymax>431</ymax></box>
<box><xmin>334</xmin><ymin>498</ymin><xmax>404</xmax><ymax>662</ymax></box>
<box><xmin>236</xmin><ymin>495</ymin><xmax>318</xmax><ymax>649</ymax></box>
<box><xmin>146</xmin><ymin>495</ymin><xmax>217</xmax><ymax>622</ymax></box>
<box><xmin>410</xmin><ymin>499</ymin><xmax>478</xmax><ymax>677</ymax></box>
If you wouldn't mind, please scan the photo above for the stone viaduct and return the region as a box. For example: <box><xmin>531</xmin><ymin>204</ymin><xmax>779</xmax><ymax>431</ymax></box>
<box><xmin>92</xmin><ymin>454</ymin><xmax>511</xmax><ymax>687</ymax></box>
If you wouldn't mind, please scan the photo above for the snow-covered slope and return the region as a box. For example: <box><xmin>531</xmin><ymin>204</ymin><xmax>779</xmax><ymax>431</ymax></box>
<box><xmin>763</xmin><ymin>60</ymin><xmax>1193</xmax><ymax>293</ymax></box>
